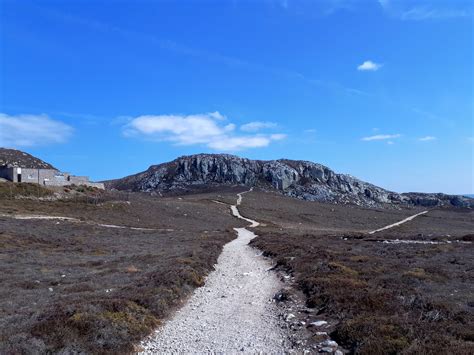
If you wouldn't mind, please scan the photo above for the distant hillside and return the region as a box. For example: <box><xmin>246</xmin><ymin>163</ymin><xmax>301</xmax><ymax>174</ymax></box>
<box><xmin>105</xmin><ymin>154</ymin><xmax>474</xmax><ymax>208</ymax></box>
<box><xmin>0</xmin><ymin>148</ymin><xmax>56</xmax><ymax>169</ymax></box>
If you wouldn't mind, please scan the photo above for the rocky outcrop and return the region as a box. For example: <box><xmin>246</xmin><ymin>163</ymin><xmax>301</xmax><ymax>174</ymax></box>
<box><xmin>105</xmin><ymin>154</ymin><xmax>473</xmax><ymax>208</ymax></box>
<box><xmin>0</xmin><ymin>148</ymin><xmax>56</xmax><ymax>169</ymax></box>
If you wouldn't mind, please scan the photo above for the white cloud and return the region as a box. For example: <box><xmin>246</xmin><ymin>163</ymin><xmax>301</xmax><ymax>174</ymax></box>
<box><xmin>209</xmin><ymin>136</ymin><xmax>272</xmax><ymax>151</ymax></box>
<box><xmin>0</xmin><ymin>113</ymin><xmax>73</xmax><ymax>147</ymax></box>
<box><xmin>240</xmin><ymin>121</ymin><xmax>278</xmax><ymax>132</ymax></box>
<box><xmin>357</xmin><ymin>60</ymin><xmax>382</xmax><ymax>71</ymax></box>
<box><xmin>124</xmin><ymin>112</ymin><xmax>286</xmax><ymax>151</ymax></box>
<box><xmin>270</xmin><ymin>133</ymin><xmax>287</xmax><ymax>140</ymax></box>
<box><xmin>361</xmin><ymin>134</ymin><xmax>401</xmax><ymax>141</ymax></box>
<box><xmin>208</xmin><ymin>111</ymin><xmax>226</xmax><ymax>120</ymax></box>
<box><xmin>419</xmin><ymin>136</ymin><xmax>436</xmax><ymax>142</ymax></box>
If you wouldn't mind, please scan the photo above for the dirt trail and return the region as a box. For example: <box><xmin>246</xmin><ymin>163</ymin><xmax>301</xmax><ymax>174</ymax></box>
<box><xmin>368</xmin><ymin>210</ymin><xmax>428</xmax><ymax>234</ymax></box>
<box><xmin>0</xmin><ymin>213</ymin><xmax>165</xmax><ymax>231</ymax></box>
<box><xmin>139</xmin><ymin>189</ymin><xmax>290</xmax><ymax>354</ymax></box>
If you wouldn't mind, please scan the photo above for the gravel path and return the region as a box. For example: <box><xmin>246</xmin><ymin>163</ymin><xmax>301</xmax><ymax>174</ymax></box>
<box><xmin>0</xmin><ymin>213</ymin><xmax>165</xmax><ymax>231</ymax></box>
<box><xmin>139</xmin><ymin>190</ymin><xmax>290</xmax><ymax>354</ymax></box>
<box><xmin>368</xmin><ymin>210</ymin><xmax>429</xmax><ymax>234</ymax></box>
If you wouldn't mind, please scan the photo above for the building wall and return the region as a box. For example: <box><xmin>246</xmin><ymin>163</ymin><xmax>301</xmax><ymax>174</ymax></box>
<box><xmin>21</xmin><ymin>168</ymin><xmax>62</xmax><ymax>184</ymax></box>
<box><xmin>0</xmin><ymin>167</ymin><xmax>18</xmax><ymax>182</ymax></box>
<box><xmin>0</xmin><ymin>166</ymin><xmax>104</xmax><ymax>189</ymax></box>
<box><xmin>0</xmin><ymin>166</ymin><xmax>12</xmax><ymax>180</ymax></box>
<box><xmin>69</xmin><ymin>176</ymin><xmax>89</xmax><ymax>184</ymax></box>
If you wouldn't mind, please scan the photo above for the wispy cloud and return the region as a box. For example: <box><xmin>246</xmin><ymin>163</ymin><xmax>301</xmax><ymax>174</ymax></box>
<box><xmin>1</xmin><ymin>104</ymin><xmax>103</xmax><ymax>124</ymax></box>
<box><xmin>274</xmin><ymin>0</ymin><xmax>356</xmax><ymax>16</ymax></box>
<box><xmin>240</xmin><ymin>121</ymin><xmax>278</xmax><ymax>132</ymax></box>
<box><xmin>361</xmin><ymin>134</ymin><xmax>401</xmax><ymax>141</ymax></box>
<box><xmin>0</xmin><ymin>113</ymin><xmax>73</xmax><ymax>148</ymax></box>
<box><xmin>378</xmin><ymin>0</ymin><xmax>390</xmax><ymax>9</ymax></box>
<box><xmin>412</xmin><ymin>107</ymin><xmax>454</xmax><ymax>128</ymax></box>
<box><xmin>357</xmin><ymin>60</ymin><xmax>382</xmax><ymax>71</ymax></box>
<box><xmin>378</xmin><ymin>0</ymin><xmax>471</xmax><ymax>21</ymax></box>
<box><xmin>36</xmin><ymin>5</ymin><xmax>369</xmax><ymax>99</ymax></box>
<box><xmin>418</xmin><ymin>136</ymin><xmax>436</xmax><ymax>142</ymax></box>
<box><xmin>124</xmin><ymin>112</ymin><xmax>286</xmax><ymax>151</ymax></box>
<box><xmin>401</xmin><ymin>6</ymin><xmax>470</xmax><ymax>21</ymax></box>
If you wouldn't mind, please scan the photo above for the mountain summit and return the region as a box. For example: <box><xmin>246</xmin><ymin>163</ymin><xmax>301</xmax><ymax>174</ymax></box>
<box><xmin>105</xmin><ymin>154</ymin><xmax>473</xmax><ymax>208</ymax></box>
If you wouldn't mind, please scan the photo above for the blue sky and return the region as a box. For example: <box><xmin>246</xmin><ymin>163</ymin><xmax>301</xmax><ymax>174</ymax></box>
<box><xmin>0</xmin><ymin>0</ymin><xmax>472</xmax><ymax>194</ymax></box>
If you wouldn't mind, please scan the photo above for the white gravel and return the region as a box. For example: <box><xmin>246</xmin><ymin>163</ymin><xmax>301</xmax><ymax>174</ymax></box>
<box><xmin>368</xmin><ymin>210</ymin><xmax>428</xmax><ymax>234</ymax></box>
<box><xmin>139</xmin><ymin>190</ymin><xmax>290</xmax><ymax>354</ymax></box>
<box><xmin>0</xmin><ymin>213</ymin><xmax>79</xmax><ymax>221</ymax></box>
<box><xmin>0</xmin><ymin>213</ymin><xmax>167</xmax><ymax>231</ymax></box>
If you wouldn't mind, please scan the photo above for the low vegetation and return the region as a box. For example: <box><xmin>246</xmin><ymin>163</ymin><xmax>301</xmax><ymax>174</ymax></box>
<box><xmin>252</xmin><ymin>231</ymin><xmax>473</xmax><ymax>353</ymax></box>
<box><xmin>0</xmin><ymin>190</ymin><xmax>241</xmax><ymax>353</ymax></box>
<box><xmin>244</xmin><ymin>190</ymin><xmax>474</xmax><ymax>354</ymax></box>
<box><xmin>0</xmin><ymin>181</ymin><xmax>53</xmax><ymax>199</ymax></box>
<box><xmin>1</xmin><ymin>187</ymin><xmax>472</xmax><ymax>354</ymax></box>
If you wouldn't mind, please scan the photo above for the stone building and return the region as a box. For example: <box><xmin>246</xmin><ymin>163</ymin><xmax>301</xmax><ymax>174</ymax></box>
<box><xmin>0</xmin><ymin>165</ymin><xmax>104</xmax><ymax>189</ymax></box>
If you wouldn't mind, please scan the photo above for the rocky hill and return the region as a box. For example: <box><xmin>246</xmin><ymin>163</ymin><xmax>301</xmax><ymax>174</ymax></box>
<box><xmin>105</xmin><ymin>154</ymin><xmax>473</xmax><ymax>208</ymax></box>
<box><xmin>0</xmin><ymin>148</ymin><xmax>56</xmax><ymax>169</ymax></box>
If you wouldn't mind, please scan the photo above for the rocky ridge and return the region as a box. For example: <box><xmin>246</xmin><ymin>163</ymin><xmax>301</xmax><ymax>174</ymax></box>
<box><xmin>0</xmin><ymin>148</ymin><xmax>56</xmax><ymax>169</ymax></box>
<box><xmin>106</xmin><ymin>154</ymin><xmax>473</xmax><ymax>208</ymax></box>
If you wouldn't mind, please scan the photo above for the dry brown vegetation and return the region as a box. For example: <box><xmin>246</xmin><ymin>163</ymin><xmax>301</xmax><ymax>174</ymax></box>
<box><xmin>0</xmin><ymin>187</ymin><xmax>244</xmax><ymax>354</ymax></box>
<box><xmin>243</xmin><ymin>190</ymin><xmax>474</xmax><ymax>354</ymax></box>
<box><xmin>1</xmin><ymin>185</ymin><xmax>473</xmax><ymax>354</ymax></box>
<box><xmin>0</xmin><ymin>182</ymin><xmax>54</xmax><ymax>199</ymax></box>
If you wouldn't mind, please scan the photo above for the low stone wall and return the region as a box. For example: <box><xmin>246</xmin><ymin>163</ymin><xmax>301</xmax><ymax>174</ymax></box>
<box><xmin>43</xmin><ymin>180</ymin><xmax>104</xmax><ymax>189</ymax></box>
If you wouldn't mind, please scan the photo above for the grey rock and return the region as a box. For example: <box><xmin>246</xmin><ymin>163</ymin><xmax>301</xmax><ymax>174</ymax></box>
<box><xmin>106</xmin><ymin>154</ymin><xmax>474</xmax><ymax>208</ymax></box>
<box><xmin>322</xmin><ymin>340</ymin><xmax>338</xmax><ymax>347</ymax></box>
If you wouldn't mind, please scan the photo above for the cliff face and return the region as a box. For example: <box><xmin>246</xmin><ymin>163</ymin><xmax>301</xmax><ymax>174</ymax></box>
<box><xmin>106</xmin><ymin>154</ymin><xmax>473</xmax><ymax>208</ymax></box>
